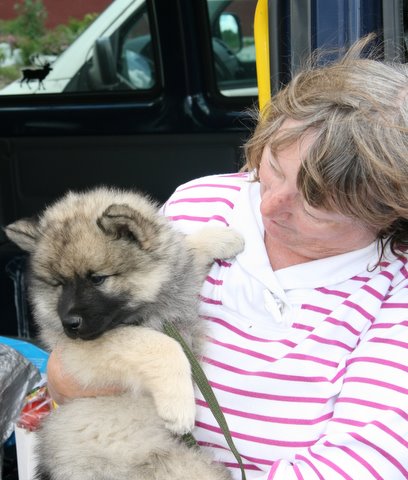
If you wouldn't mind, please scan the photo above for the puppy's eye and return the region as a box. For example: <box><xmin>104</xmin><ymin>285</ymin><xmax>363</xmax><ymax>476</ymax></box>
<box><xmin>36</xmin><ymin>275</ymin><xmax>63</xmax><ymax>287</ymax></box>
<box><xmin>90</xmin><ymin>275</ymin><xmax>107</xmax><ymax>286</ymax></box>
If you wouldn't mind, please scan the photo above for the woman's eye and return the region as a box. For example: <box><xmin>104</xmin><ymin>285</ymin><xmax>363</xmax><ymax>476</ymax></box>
<box><xmin>303</xmin><ymin>208</ymin><xmax>319</xmax><ymax>220</ymax></box>
<box><xmin>303</xmin><ymin>206</ymin><xmax>333</xmax><ymax>223</ymax></box>
<box><xmin>90</xmin><ymin>275</ymin><xmax>107</xmax><ymax>286</ymax></box>
<box><xmin>269</xmin><ymin>160</ymin><xmax>281</xmax><ymax>173</ymax></box>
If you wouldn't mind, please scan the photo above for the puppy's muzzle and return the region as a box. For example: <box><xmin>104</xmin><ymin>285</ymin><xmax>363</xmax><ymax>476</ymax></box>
<box><xmin>62</xmin><ymin>314</ymin><xmax>82</xmax><ymax>339</ymax></box>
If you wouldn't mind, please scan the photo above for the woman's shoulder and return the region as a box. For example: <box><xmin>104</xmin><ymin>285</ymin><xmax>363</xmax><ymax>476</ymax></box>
<box><xmin>161</xmin><ymin>172</ymin><xmax>252</xmax><ymax>232</ymax></box>
<box><xmin>173</xmin><ymin>172</ymin><xmax>250</xmax><ymax>193</ymax></box>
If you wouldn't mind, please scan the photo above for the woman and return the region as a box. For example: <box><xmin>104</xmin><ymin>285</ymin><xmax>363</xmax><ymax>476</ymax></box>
<box><xmin>48</xmin><ymin>36</ymin><xmax>408</xmax><ymax>479</ymax></box>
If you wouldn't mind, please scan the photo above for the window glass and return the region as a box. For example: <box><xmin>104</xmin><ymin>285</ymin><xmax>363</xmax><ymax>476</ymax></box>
<box><xmin>0</xmin><ymin>0</ymin><xmax>153</xmax><ymax>95</ymax></box>
<box><xmin>119</xmin><ymin>9</ymin><xmax>154</xmax><ymax>90</ymax></box>
<box><xmin>206</xmin><ymin>0</ymin><xmax>258</xmax><ymax>97</ymax></box>
<box><xmin>0</xmin><ymin>0</ymin><xmax>258</xmax><ymax>99</ymax></box>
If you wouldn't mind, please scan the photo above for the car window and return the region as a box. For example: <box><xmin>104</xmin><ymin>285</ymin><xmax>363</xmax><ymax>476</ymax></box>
<box><xmin>0</xmin><ymin>0</ymin><xmax>257</xmax><ymax>98</ymax></box>
<box><xmin>118</xmin><ymin>9</ymin><xmax>155</xmax><ymax>90</ymax></box>
<box><xmin>0</xmin><ymin>0</ymin><xmax>153</xmax><ymax>95</ymax></box>
<box><xmin>207</xmin><ymin>0</ymin><xmax>257</xmax><ymax>97</ymax></box>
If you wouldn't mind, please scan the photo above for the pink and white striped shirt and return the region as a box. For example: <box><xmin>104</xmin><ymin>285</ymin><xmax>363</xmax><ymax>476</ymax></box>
<box><xmin>162</xmin><ymin>172</ymin><xmax>408</xmax><ymax>480</ymax></box>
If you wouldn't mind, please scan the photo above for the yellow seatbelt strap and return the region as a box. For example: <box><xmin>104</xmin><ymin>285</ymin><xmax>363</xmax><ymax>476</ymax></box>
<box><xmin>254</xmin><ymin>0</ymin><xmax>271</xmax><ymax>112</ymax></box>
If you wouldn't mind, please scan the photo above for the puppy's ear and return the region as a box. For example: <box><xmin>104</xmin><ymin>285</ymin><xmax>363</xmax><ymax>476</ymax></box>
<box><xmin>97</xmin><ymin>204</ymin><xmax>157</xmax><ymax>250</ymax></box>
<box><xmin>4</xmin><ymin>218</ymin><xmax>40</xmax><ymax>253</ymax></box>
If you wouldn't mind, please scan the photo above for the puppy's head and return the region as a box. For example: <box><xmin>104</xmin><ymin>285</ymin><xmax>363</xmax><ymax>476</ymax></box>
<box><xmin>5</xmin><ymin>188</ymin><xmax>177</xmax><ymax>344</ymax></box>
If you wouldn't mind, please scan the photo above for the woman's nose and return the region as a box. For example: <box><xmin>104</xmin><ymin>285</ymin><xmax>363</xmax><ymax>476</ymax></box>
<box><xmin>260</xmin><ymin>189</ymin><xmax>297</xmax><ymax>217</ymax></box>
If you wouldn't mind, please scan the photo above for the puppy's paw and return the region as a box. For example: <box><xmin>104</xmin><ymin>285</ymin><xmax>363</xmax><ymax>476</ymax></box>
<box><xmin>187</xmin><ymin>226</ymin><xmax>245</xmax><ymax>261</ymax></box>
<box><xmin>156</xmin><ymin>387</ymin><xmax>196</xmax><ymax>435</ymax></box>
<box><xmin>212</xmin><ymin>226</ymin><xmax>245</xmax><ymax>259</ymax></box>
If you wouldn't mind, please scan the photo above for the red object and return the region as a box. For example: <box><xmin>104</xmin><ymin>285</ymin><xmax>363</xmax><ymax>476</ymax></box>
<box><xmin>17</xmin><ymin>386</ymin><xmax>54</xmax><ymax>432</ymax></box>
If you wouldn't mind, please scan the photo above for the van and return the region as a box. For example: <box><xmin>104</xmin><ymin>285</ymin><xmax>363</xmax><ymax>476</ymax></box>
<box><xmin>0</xmin><ymin>0</ymin><xmax>260</xmax><ymax>340</ymax></box>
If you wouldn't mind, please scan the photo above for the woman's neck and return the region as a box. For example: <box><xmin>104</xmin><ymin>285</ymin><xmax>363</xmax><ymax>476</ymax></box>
<box><xmin>265</xmin><ymin>234</ymin><xmax>313</xmax><ymax>270</ymax></box>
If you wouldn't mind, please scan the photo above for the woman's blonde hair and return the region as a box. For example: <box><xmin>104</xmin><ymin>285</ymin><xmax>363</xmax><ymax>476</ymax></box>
<box><xmin>243</xmin><ymin>34</ymin><xmax>408</xmax><ymax>257</ymax></box>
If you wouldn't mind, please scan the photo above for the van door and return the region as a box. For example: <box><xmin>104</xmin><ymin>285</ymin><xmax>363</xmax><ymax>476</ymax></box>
<box><xmin>0</xmin><ymin>0</ymin><xmax>258</xmax><ymax>336</ymax></box>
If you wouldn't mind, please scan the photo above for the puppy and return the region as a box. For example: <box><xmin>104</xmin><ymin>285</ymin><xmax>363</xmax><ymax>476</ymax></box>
<box><xmin>5</xmin><ymin>187</ymin><xmax>244</xmax><ymax>480</ymax></box>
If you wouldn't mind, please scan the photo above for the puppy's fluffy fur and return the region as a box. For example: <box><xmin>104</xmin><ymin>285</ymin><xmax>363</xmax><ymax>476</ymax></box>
<box><xmin>5</xmin><ymin>187</ymin><xmax>244</xmax><ymax>480</ymax></box>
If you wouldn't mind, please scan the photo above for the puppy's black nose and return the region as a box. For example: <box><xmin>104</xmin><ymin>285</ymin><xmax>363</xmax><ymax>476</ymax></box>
<box><xmin>62</xmin><ymin>315</ymin><xmax>82</xmax><ymax>338</ymax></box>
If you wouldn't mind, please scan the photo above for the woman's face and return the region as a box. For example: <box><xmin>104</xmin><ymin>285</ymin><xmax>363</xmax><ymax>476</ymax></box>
<box><xmin>259</xmin><ymin>120</ymin><xmax>376</xmax><ymax>263</ymax></box>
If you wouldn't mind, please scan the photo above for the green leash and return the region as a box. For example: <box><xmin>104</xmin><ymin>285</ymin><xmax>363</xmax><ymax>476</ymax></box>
<box><xmin>163</xmin><ymin>322</ymin><xmax>247</xmax><ymax>480</ymax></box>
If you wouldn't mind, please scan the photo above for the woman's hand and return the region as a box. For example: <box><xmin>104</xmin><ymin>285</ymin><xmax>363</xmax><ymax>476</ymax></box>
<box><xmin>46</xmin><ymin>348</ymin><xmax>121</xmax><ymax>405</ymax></box>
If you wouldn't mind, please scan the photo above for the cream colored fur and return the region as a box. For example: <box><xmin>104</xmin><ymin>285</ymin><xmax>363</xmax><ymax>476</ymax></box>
<box><xmin>5</xmin><ymin>188</ymin><xmax>244</xmax><ymax>480</ymax></box>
